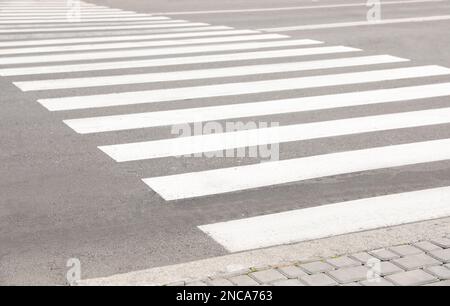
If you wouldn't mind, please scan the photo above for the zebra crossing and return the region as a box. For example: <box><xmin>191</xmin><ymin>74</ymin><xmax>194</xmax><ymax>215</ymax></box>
<box><xmin>2</xmin><ymin>0</ymin><xmax>450</xmax><ymax>253</ymax></box>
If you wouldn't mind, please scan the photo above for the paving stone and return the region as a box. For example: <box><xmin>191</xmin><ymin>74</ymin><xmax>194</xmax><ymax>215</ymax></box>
<box><xmin>430</xmin><ymin>237</ymin><xmax>450</xmax><ymax>248</ymax></box>
<box><xmin>327</xmin><ymin>266</ymin><xmax>371</xmax><ymax>284</ymax></box>
<box><xmin>369</xmin><ymin>249</ymin><xmax>400</xmax><ymax>261</ymax></box>
<box><xmin>206</xmin><ymin>278</ymin><xmax>235</xmax><ymax>286</ymax></box>
<box><xmin>185</xmin><ymin>281</ymin><xmax>208</xmax><ymax>286</ymax></box>
<box><xmin>249</xmin><ymin>269</ymin><xmax>287</xmax><ymax>284</ymax></box>
<box><xmin>385</xmin><ymin>269</ymin><xmax>438</xmax><ymax>286</ymax></box>
<box><xmin>229</xmin><ymin>275</ymin><xmax>259</xmax><ymax>286</ymax></box>
<box><xmin>299</xmin><ymin>261</ymin><xmax>335</xmax><ymax>274</ymax></box>
<box><xmin>277</xmin><ymin>265</ymin><xmax>308</xmax><ymax>279</ymax></box>
<box><xmin>429</xmin><ymin>249</ymin><xmax>450</xmax><ymax>263</ymax></box>
<box><xmin>392</xmin><ymin>253</ymin><xmax>441</xmax><ymax>270</ymax></box>
<box><xmin>424</xmin><ymin>265</ymin><xmax>450</xmax><ymax>280</ymax></box>
<box><xmin>350</xmin><ymin>252</ymin><xmax>377</xmax><ymax>264</ymax></box>
<box><xmin>300</xmin><ymin>273</ymin><xmax>338</xmax><ymax>286</ymax></box>
<box><xmin>378</xmin><ymin>261</ymin><xmax>404</xmax><ymax>276</ymax></box>
<box><xmin>425</xmin><ymin>280</ymin><xmax>450</xmax><ymax>286</ymax></box>
<box><xmin>272</xmin><ymin>279</ymin><xmax>305</xmax><ymax>286</ymax></box>
<box><xmin>326</xmin><ymin>256</ymin><xmax>361</xmax><ymax>268</ymax></box>
<box><xmin>414</xmin><ymin>241</ymin><xmax>442</xmax><ymax>253</ymax></box>
<box><xmin>388</xmin><ymin>245</ymin><xmax>423</xmax><ymax>256</ymax></box>
<box><xmin>360</xmin><ymin>278</ymin><xmax>395</xmax><ymax>286</ymax></box>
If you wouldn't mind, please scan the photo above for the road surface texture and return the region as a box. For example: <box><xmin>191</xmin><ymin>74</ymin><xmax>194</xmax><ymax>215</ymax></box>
<box><xmin>1</xmin><ymin>0</ymin><xmax>450</xmax><ymax>285</ymax></box>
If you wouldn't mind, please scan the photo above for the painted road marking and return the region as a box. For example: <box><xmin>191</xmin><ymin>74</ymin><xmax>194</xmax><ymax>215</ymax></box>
<box><xmin>143</xmin><ymin>138</ymin><xmax>450</xmax><ymax>200</ymax></box>
<box><xmin>0</xmin><ymin>45</ymin><xmax>350</xmax><ymax>76</ymax></box>
<box><xmin>199</xmin><ymin>186</ymin><xmax>450</xmax><ymax>252</ymax></box>
<box><xmin>39</xmin><ymin>66</ymin><xmax>450</xmax><ymax>111</ymax></box>
<box><xmin>15</xmin><ymin>55</ymin><xmax>407</xmax><ymax>91</ymax></box>
<box><xmin>99</xmin><ymin>107</ymin><xmax>450</xmax><ymax>161</ymax></box>
<box><xmin>64</xmin><ymin>82</ymin><xmax>450</xmax><ymax>134</ymax></box>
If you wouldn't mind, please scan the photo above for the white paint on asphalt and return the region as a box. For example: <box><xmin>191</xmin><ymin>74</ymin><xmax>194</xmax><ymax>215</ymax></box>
<box><xmin>15</xmin><ymin>55</ymin><xmax>407</xmax><ymax>91</ymax></box>
<box><xmin>39</xmin><ymin>66</ymin><xmax>450</xmax><ymax>111</ymax></box>
<box><xmin>99</xmin><ymin>107</ymin><xmax>450</xmax><ymax>161</ymax></box>
<box><xmin>0</xmin><ymin>21</ymin><xmax>207</xmax><ymax>32</ymax></box>
<box><xmin>144</xmin><ymin>138</ymin><xmax>450</xmax><ymax>200</ymax></box>
<box><xmin>64</xmin><ymin>82</ymin><xmax>450</xmax><ymax>134</ymax></box>
<box><xmin>0</xmin><ymin>28</ymin><xmax>246</xmax><ymax>48</ymax></box>
<box><xmin>0</xmin><ymin>16</ymin><xmax>176</xmax><ymax>24</ymax></box>
<box><xmin>261</xmin><ymin>15</ymin><xmax>450</xmax><ymax>32</ymax></box>
<box><xmin>152</xmin><ymin>0</ymin><xmax>445</xmax><ymax>15</ymax></box>
<box><xmin>0</xmin><ymin>38</ymin><xmax>317</xmax><ymax>65</ymax></box>
<box><xmin>0</xmin><ymin>45</ymin><xmax>351</xmax><ymax>76</ymax></box>
<box><xmin>2</xmin><ymin>33</ymin><xmax>288</xmax><ymax>56</ymax></box>
<box><xmin>199</xmin><ymin>186</ymin><xmax>450</xmax><ymax>252</ymax></box>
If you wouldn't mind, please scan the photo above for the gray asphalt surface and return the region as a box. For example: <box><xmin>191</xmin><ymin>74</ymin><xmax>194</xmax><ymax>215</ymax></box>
<box><xmin>1</xmin><ymin>0</ymin><xmax>450</xmax><ymax>285</ymax></box>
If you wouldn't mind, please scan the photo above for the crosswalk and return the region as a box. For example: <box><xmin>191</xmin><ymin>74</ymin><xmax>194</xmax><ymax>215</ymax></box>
<box><xmin>3</xmin><ymin>0</ymin><xmax>450</xmax><ymax>253</ymax></box>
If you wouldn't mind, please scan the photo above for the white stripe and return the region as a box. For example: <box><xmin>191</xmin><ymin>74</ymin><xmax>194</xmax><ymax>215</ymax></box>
<box><xmin>0</xmin><ymin>11</ymin><xmax>140</xmax><ymax>16</ymax></box>
<box><xmin>143</xmin><ymin>138</ymin><xmax>450</xmax><ymax>200</ymax></box>
<box><xmin>0</xmin><ymin>28</ymin><xmax>246</xmax><ymax>48</ymax></box>
<box><xmin>64</xmin><ymin>82</ymin><xmax>450</xmax><ymax>134</ymax></box>
<box><xmin>16</xmin><ymin>55</ymin><xmax>406</xmax><ymax>91</ymax></box>
<box><xmin>0</xmin><ymin>19</ymin><xmax>186</xmax><ymax>30</ymax></box>
<box><xmin>0</xmin><ymin>21</ymin><xmax>207</xmax><ymax>32</ymax></box>
<box><xmin>198</xmin><ymin>186</ymin><xmax>450</xmax><ymax>252</ymax></box>
<box><xmin>0</xmin><ymin>45</ymin><xmax>346</xmax><ymax>76</ymax></box>
<box><xmin>2</xmin><ymin>33</ymin><xmax>285</xmax><ymax>57</ymax></box>
<box><xmin>0</xmin><ymin>38</ymin><xmax>315</xmax><ymax>66</ymax></box>
<box><xmin>0</xmin><ymin>26</ymin><xmax>243</xmax><ymax>43</ymax></box>
<box><xmin>154</xmin><ymin>0</ymin><xmax>444</xmax><ymax>15</ymax></box>
<box><xmin>0</xmin><ymin>17</ymin><xmax>176</xmax><ymax>24</ymax></box>
<box><xmin>261</xmin><ymin>15</ymin><xmax>450</xmax><ymax>32</ymax></box>
<box><xmin>0</xmin><ymin>13</ymin><xmax>148</xmax><ymax>19</ymax></box>
<box><xmin>40</xmin><ymin>66</ymin><xmax>450</xmax><ymax>111</ymax></box>
<box><xmin>100</xmin><ymin>107</ymin><xmax>450</xmax><ymax>162</ymax></box>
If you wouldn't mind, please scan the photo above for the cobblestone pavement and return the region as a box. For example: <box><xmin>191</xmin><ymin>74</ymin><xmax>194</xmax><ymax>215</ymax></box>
<box><xmin>166</xmin><ymin>235</ymin><xmax>450</xmax><ymax>286</ymax></box>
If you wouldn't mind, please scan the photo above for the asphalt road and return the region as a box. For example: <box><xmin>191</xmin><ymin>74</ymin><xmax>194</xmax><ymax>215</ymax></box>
<box><xmin>1</xmin><ymin>0</ymin><xmax>450</xmax><ymax>285</ymax></box>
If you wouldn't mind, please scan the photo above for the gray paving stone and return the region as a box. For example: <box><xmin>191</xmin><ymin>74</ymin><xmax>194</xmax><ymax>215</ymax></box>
<box><xmin>327</xmin><ymin>266</ymin><xmax>371</xmax><ymax>284</ymax></box>
<box><xmin>425</xmin><ymin>280</ymin><xmax>450</xmax><ymax>286</ymax></box>
<box><xmin>414</xmin><ymin>241</ymin><xmax>443</xmax><ymax>253</ymax></box>
<box><xmin>249</xmin><ymin>269</ymin><xmax>287</xmax><ymax>284</ymax></box>
<box><xmin>299</xmin><ymin>261</ymin><xmax>335</xmax><ymax>274</ymax></box>
<box><xmin>388</xmin><ymin>245</ymin><xmax>423</xmax><ymax>257</ymax></box>
<box><xmin>385</xmin><ymin>269</ymin><xmax>438</xmax><ymax>286</ymax></box>
<box><xmin>272</xmin><ymin>279</ymin><xmax>305</xmax><ymax>286</ymax></box>
<box><xmin>392</xmin><ymin>253</ymin><xmax>441</xmax><ymax>270</ymax></box>
<box><xmin>430</xmin><ymin>237</ymin><xmax>450</xmax><ymax>249</ymax></box>
<box><xmin>360</xmin><ymin>278</ymin><xmax>395</xmax><ymax>286</ymax></box>
<box><xmin>185</xmin><ymin>281</ymin><xmax>208</xmax><ymax>286</ymax></box>
<box><xmin>277</xmin><ymin>265</ymin><xmax>308</xmax><ymax>279</ymax></box>
<box><xmin>206</xmin><ymin>278</ymin><xmax>235</xmax><ymax>286</ymax></box>
<box><xmin>229</xmin><ymin>275</ymin><xmax>259</xmax><ymax>286</ymax></box>
<box><xmin>429</xmin><ymin>249</ymin><xmax>450</xmax><ymax>263</ymax></box>
<box><xmin>300</xmin><ymin>273</ymin><xmax>338</xmax><ymax>286</ymax></box>
<box><xmin>326</xmin><ymin>256</ymin><xmax>361</xmax><ymax>269</ymax></box>
<box><xmin>369</xmin><ymin>248</ymin><xmax>400</xmax><ymax>261</ymax></box>
<box><xmin>378</xmin><ymin>261</ymin><xmax>404</xmax><ymax>276</ymax></box>
<box><xmin>350</xmin><ymin>252</ymin><xmax>377</xmax><ymax>264</ymax></box>
<box><xmin>424</xmin><ymin>265</ymin><xmax>450</xmax><ymax>280</ymax></box>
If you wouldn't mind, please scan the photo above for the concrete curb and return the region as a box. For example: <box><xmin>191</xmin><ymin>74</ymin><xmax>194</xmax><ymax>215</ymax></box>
<box><xmin>77</xmin><ymin>217</ymin><xmax>450</xmax><ymax>286</ymax></box>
